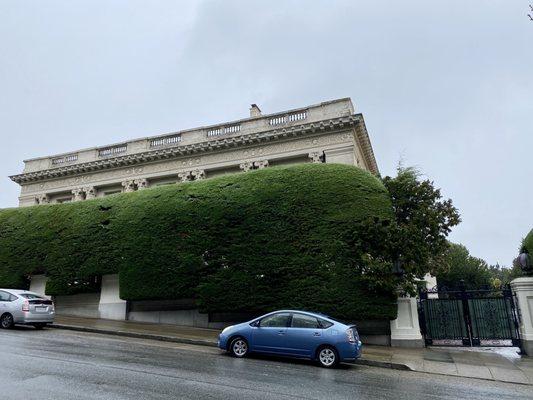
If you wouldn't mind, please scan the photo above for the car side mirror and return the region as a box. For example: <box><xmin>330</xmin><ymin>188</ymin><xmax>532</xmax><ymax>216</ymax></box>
<box><xmin>250</xmin><ymin>320</ymin><xmax>260</xmax><ymax>328</ymax></box>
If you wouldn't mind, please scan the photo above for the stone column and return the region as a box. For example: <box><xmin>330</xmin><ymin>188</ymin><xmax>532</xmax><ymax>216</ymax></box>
<box><xmin>121</xmin><ymin>180</ymin><xmax>136</xmax><ymax>192</ymax></box>
<box><xmin>29</xmin><ymin>275</ymin><xmax>49</xmax><ymax>298</ymax></box>
<box><xmin>511</xmin><ymin>277</ymin><xmax>533</xmax><ymax>355</ymax></box>
<box><xmin>71</xmin><ymin>188</ymin><xmax>85</xmax><ymax>202</ymax></box>
<box><xmin>84</xmin><ymin>187</ymin><xmax>97</xmax><ymax>199</ymax></box>
<box><xmin>135</xmin><ymin>178</ymin><xmax>149</xmax><ymax>190</ymax></box>
<box><xmin>390</xmin><ymin>295</ymin><xmax>424</xmax><ymax>347</ymax></box>
<box><xmin>98</xmin><ymin>274</ymin><xmax>127</xmax><ymax>320</ymax></box>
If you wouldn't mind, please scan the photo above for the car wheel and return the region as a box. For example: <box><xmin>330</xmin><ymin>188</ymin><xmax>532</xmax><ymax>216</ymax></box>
<box><xmin>317</xmin><ymin>346</ymin><xmax>338</xmax><ymax>368</ymax></box>
<box><xmin>0</xmin><ymin>313</ymin><xmax>14</xmax><ymax>329</ymax></box>
<box><xmin>230</xmin><ymin>337</ymin><xmax>249</xmax><ymax>358</ymax></box>
<box><xmin>33</xmin><ymin>323</ymin><xmax>47</xmax><ymax>330</ymax></box>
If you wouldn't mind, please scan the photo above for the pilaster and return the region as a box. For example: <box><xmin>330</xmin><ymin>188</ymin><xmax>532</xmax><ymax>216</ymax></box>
<box><xmin>511</xmin><ymin>277</ymin><xmax>533</xmax><ymax>355</ymax></box>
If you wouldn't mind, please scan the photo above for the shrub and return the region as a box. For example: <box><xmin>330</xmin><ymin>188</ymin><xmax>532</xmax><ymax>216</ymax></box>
<box><xmin>0</xmin><ymin>164</ymin><xmax>396</xmax><ymax>320</ymax></box>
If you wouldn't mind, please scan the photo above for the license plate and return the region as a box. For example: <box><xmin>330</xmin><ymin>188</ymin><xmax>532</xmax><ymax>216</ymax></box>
<box><xmin>35</xmin><ymin>306</ymin><xmax>47</xmax><ymax>312</ymax></box>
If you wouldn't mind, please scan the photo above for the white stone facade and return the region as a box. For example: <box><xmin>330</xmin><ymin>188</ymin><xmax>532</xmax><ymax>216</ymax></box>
<box><xmin>10</xmin><ymin>98</ymin><xmax>378</xmax><ymax>206</ymax></box>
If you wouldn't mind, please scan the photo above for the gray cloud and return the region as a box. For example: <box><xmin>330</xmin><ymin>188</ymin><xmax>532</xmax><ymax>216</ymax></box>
<box><xmin>0</xmin><ymin>0</ymin><xmax>531</xmax><ymax>265</ymax></box>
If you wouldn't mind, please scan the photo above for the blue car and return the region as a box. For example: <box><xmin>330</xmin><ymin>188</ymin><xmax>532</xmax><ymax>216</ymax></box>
<box><xmin>218</xmin><ymin>310</ymin><xmax>362</xmax><ymax>368</ymax></box>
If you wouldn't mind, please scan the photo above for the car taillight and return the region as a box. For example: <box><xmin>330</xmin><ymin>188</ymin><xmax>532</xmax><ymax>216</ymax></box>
<box><xmin>22</xmin><ymin>300</ymin><xmax>30</xmax><ymax>312</ymax></box>
<box><xmin>346</xmin><ymin>328</ymin><xmax>356</xmax><ymax>343</ymax></box>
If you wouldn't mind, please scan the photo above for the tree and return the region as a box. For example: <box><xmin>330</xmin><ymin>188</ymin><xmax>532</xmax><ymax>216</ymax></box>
<box><xmin>353</xmin><ymin>166</ymin><xmax>461</xmax><ymax>295</ymax></box>
<box><xmin>436</xmin><ymin>243</ymin><xmax>493</xmax><ymax>290</ymax></box>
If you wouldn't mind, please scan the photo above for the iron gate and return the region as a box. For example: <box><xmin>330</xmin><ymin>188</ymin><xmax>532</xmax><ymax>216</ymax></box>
<box><xmin>418</xmin><ymin>285</ymin><xmax>521</xmax><ymax>347</ymax></box>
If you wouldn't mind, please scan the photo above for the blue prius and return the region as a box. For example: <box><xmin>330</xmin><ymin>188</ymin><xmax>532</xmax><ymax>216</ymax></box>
<box><xmin>218</xmin><ymin>310</ymin><xmax>362</xmax><ymax>368</ymax></box>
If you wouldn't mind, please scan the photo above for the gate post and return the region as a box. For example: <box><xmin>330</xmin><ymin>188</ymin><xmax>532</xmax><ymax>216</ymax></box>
<box><xmin>510</xmin><ymin>277</ymin><xmax>533</xmax><ymax>355</ymax></box>
<box><xmin>390</xmin><ymin>295</ymin><xmax>424</xmax><ymax>347</ymax></box>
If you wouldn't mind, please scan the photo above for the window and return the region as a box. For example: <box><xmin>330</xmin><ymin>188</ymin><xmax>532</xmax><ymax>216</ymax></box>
<box><xmin>291</xmin><ymin>314</ymin><xmax>320</xmax><ymax>329</ymax></box>
<box><xmin>259</xmin><ymin>313</ymin><xmax>291</xmax><ymax>328</ymax></box>
<box><xmin>19</xmin><ymin>293</ymin><xmax>45</xmax><ymax>300</ymax></box>
<box><xmin>0</xmin><ymin>290</ymin><xmax>12</xmax><ymax>301</ymax></box>
<box><xmin>318</xmin><ymin>319</ymin><xmax>333</xmax><ymax>329</ymax></box>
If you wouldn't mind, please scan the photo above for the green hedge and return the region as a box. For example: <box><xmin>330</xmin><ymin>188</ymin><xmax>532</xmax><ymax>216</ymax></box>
<box><xmin>0</xmin><ymin>164</ymin><xmax>397</xmax><ymax>320</ymax></box>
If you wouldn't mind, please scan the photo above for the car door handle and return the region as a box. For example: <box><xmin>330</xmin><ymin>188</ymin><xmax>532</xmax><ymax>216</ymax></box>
<box><xmin>313</xmin><ymin>332</ymin><xmax>321</xmax><ymax>336</ymax></box>
<box><xmin>278</xmin><ymin>330</ymin><xmax>286</xmax><ymax>335</ymax></box>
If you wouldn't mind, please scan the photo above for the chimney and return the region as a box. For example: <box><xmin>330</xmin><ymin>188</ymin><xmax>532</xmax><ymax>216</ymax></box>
<box><xmin>250</xmin><ymin>104</ymin><xmax>262</xmax><ymax>118</ymax></box>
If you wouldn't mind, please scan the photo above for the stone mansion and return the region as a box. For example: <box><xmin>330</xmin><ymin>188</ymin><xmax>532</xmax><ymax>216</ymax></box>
<box><xmin>10</xmin><ymin>98</ymin><xmax>378</xmax><ymax>207</ymax></box>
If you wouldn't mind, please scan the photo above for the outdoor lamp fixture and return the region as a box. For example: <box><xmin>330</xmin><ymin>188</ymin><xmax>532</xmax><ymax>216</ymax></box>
<box><xmin>515</xmin><ymin>251</ymin><xmax>533</xmax><ymax>276</ymax></box>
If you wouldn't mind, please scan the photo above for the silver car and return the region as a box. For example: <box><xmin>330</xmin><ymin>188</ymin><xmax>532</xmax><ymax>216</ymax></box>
<box><xmin>0</xmin><ymin>289</ymin><xmax>55</xmax><ymax>329</ymax></box>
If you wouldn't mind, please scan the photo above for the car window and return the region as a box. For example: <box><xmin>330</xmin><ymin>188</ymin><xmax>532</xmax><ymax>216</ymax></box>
<box><xmin>259</xmin><ymin>313</ymin><xmax>291</xmax><ymax>328</ymax></box>
<box><xmin>318</xmin><ymin>319</ymin><xmax>333</xmax><ymax>329</ymax></box>
<box><xmin>19</xmin><ymin>293</ymin><xmax>45</xmax><ymax>300</ymax></box>
<box><xmin>0</xmin><ymin>291</ymin><xmax>11</xmax><ymax>301</ymax></box>
<box><xmin>291</xmin><ymin>314</ymin><xmax>321</xmax><ymax>329</ymax></box>
<box><xmin>9</xmin><ymin>294</ymin><xmax>18</xmax><ymax>302</ymax></box>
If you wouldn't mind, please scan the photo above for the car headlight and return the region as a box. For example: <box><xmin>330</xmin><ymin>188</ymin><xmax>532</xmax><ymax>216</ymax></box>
<box><xmin>221</xmin><ymin>325</ymin><xmax>234</xmax><ymax>334</ymax></box>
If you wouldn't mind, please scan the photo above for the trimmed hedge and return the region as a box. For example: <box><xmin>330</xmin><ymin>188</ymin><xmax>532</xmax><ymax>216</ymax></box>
<box><xmin>0</xmin><ymin>164</ymin><xmax>397</xmax><ymax>320</ymax></box>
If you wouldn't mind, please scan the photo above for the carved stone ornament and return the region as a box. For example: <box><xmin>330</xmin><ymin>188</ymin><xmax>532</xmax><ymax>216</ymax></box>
<box><xmin>121</xmin><ymin>180</ymin><xmax>136</xmax><ymax>193</ymax></box>
<box><xmin>134</xmin><ymin>178</ymin><xmax>149</xmax><ymax>190</ymax></box>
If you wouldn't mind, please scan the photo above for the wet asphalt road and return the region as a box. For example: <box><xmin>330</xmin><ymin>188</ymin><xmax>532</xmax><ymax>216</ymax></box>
<box><xmin>0</xmin><ymin>327</ymin><xmax>532</xmax><ymax>400</ymax></box>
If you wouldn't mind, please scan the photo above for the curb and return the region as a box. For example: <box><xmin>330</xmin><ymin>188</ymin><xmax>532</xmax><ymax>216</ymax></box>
<box><xmin>49</xmin><ymin>324</ymin><xmax>219</xmax><ymax>348</ymax></box>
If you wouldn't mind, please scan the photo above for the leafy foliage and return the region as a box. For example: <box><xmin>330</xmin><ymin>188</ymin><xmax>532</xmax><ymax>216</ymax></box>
<box><xmin>521</xmin><ymin>229</ymin><xmax>533</xmax><ymax>255</ymax></box>
<box><xmin>380</xmin><ymin>167</ymin><xmax>461</xmax><ymax>293</ymax></box>
<box><xmin>0</xmin><ymin>164</ymin><xmax>397</xmax><ymax>320</ymax></box>
<box><xmin>436</xmin><ymin>243</ymin><xmax>493</xmax><ymax>290</ymax></box>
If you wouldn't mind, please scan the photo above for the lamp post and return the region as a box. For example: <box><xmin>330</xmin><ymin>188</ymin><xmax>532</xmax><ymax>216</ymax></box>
<box><xmin>514</xmin><ymin>251</ymin><xmax>533</xmax><ymax>277</ymax></box>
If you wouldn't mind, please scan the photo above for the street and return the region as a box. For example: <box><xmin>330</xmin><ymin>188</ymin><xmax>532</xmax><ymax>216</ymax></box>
<box><xmin>0</xmin><ymin>328</ymin><xmax>531</xmax><ymax>400</ymax></box>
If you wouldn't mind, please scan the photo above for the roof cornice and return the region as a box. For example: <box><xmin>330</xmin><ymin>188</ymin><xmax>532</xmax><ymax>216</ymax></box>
<box><xmin>10</xmin><ymin>115</ymin><xmax>378</xmax><ymax>184</ymax></box>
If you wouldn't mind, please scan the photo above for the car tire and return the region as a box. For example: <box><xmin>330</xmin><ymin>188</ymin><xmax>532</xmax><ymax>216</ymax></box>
<box><xmin>0</xmin><ymin>313</ymin><xmax>14</xmax><ymax>329</ymax></box>
<box><xmin>317</xmin><ymin>346</ymin><xmax>339</xmax><ymax>368</ymax></box>
<box><xmin>229</xmin><ymin>337</ymin><xmax>249</xmax><ymax>358</ymax></box>
<box><xmin>33</xmin><ymin>323</ymin><xmax>47</xmax><ymax>330</ymax></box>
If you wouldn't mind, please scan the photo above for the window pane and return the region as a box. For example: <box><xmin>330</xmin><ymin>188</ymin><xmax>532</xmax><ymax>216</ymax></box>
<box><xmin>0</xmin><ymin>291</ymin><xmax>11</xmax><ymax>301</ymax></box>
<box><xmin>19</xmin><ymin>293</ymin><xmax>45</xmax><ymax>300</ymax></box>
<box><xmin>291</xmin><ymin>314</ymin><xmax>320</xmax><ymax>329</ymax></box>
<box><xmin>260</xmin><ymin>313</ymin><xmax>290</xmax><ymax>328</ymax></box>
<box><xmin>319</xmin><ymin>319</ymin><xmax>333</xmax><ymax>329</ymax></box>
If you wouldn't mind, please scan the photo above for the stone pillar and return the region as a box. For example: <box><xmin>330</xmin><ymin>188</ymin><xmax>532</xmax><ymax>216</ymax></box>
<box><xmin>29</xmin><ymin>275</ymin><xmax>49</xmax><ymax>298</ymax></box>
<box><xmin>121</xmin><ymin>180</ymin><xmax>136</xmax><ymax>192</ymax></box>
<box><xmin>98</xmin><ymin>274</ymin><xmax>127</xmax><ymax>320</ymax></box>
<box><xmin>71</xmin><ymin>188</ymin><xmax>85</xmax><ymax>201</ymax></box>
<box><xmin>135</xmin><ymin>178</ymin><xmax>149</xmax><ymax>190</ymax></box>
<box><xmin>85</xmin><ymin>187</ymin><xmax>97</xmax><ymax>199</ymax></box>
<box><xmin>390</xmin><ymin>295</ymin><xmax>424</xmax><ymax>347</ymax></box>
<box><xmin>511</xmin><ymin>277</ymin><xmax>533</xmax><ymax>355</ymax></box>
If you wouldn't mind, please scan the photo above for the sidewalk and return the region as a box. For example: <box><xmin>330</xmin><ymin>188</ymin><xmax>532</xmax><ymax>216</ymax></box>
<box><xmin>51</xmin><ymin>316</ymin><xmax>533</xmax><ymax>385</ymax></box>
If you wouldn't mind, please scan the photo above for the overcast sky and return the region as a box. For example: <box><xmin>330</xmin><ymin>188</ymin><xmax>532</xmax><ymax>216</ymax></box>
<box><xmin>0</xmin><ymin>1</ymin><xmax>531</xmax><ymax>266</ymax></box>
